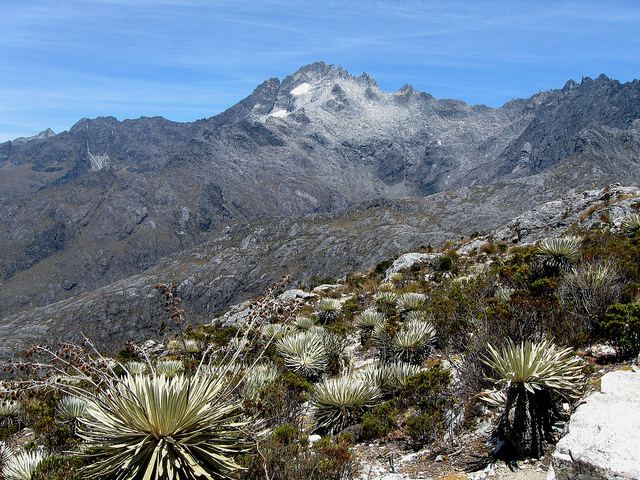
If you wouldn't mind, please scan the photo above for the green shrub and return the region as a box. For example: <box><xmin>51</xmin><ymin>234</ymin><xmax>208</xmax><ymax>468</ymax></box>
<box><xmin>360</xmin><ymin>400</ymin><xmax>398</xmax><ymax>440</ymax></box>
<box><xmin>438</xmin><ymin>256</ymin><xmax>453</xmax><ymax>272</ymax></box>
<box><xmin>246</xmin><ymin>371</ymin><xmax>312</xmax><ymax>427</ymax></box>
<box><xmin>406</xmin><ymin>411</ymin><xmax>445</xmax><ymax>446</ymax></box>
<box><xmin>603</xmin><ymin>303</ymin><xmax>640</xmax><ymax>358</ymax></box>
<box><xmin>237</xmin><ymin>430</ymin><xmax>357</xmax><ymax>480</ymax></box>
<box><xmin>31</xmin><ymin>455</ymin><xmax>88</xmax><ymax>480</ymax></box>
<box><xmin>402</xmin><ymin>365</ymin><xmax>451</xmax><ymax>410</ymax></box>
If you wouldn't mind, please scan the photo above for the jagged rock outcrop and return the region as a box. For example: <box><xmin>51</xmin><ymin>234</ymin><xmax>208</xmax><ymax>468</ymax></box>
<box><xmin>548</xmin><ymin>370</ymin><xmax>640</xmax><ymax>480</ymax></box>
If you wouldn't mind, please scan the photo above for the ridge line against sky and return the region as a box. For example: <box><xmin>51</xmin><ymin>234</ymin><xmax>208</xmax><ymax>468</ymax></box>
<box><xmin>1</xmin><ymin>0</ymin><xmax>639</xmax><ymax>142</ymax></box>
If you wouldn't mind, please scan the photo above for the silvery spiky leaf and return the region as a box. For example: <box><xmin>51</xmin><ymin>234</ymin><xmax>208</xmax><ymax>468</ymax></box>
<box><xmin>57</xmin><ymin>396</ymin><xmax>88</xmax><ymax>421</ymax></box>
<box><xmin>494</xmin><ymin>286</ymin><xmax>515</xmax><ymax>303</ymax></box>
<box><xmin>294</xmin><ymin>316</ymin><xmax>315</xmax><ymax>331</ymax></box>
<box><xmin>396</xmin><ymin>292</ymin><xmax>427</xmax><ymax>312</ymax></box>
<box><xmin>0</xmin><ymin>442</ymin><xmax>9</xmax><ymax>476</ymax></box>
<box><xmin>313</xmin><ymin>377</ymin><xmax>382</xmax><ymax>433</ymax></box>
<box><xmin>79</xmin><ymin>372</ymin><xmax>252</xmax><ymax>480</ymax></box>
<box><xmin>322</xmin><ymin>331</ymin><xmax>348</xmax><ymax>371</ymax></box>
<box><xmin>378</xmin><ymin>282</ymin><xmax>395</xmax><ymax>292</ymax></box>
<box><xmin>536</xmin><ymin>236</ymin><xmax>582</xmax><ymax>273</ymax></box>
<box><xmin>317</xmin><ymin>298</ymin><xmax>342</xmax><ymax>324</ymax></box>
<box><xmin>389</xmin><ymin>361</ymin><xmax>423</xmax><ymax>388</ymax></box>
<box><xmin>154</xmin><ymin>360</ymin><xmax>185</xmax><ymax>377</ymax></box>
<box><xmin>560</xmin><ymin>262</ymin><xmax>620</xmax><ymax>320</ymax></box>
<box><xmin>355</xmin><ymin>308</ymin><xmax>385</xmax><ymax>342</ymax></box>
<box><xmin>371</xmin><ymin>321</ymin><xmax>394</xmax><ymax>351</ymax></box>
<box><xmin>3</xmin><ymin>450</ymin><xmax>46</xmax><ymax>480</ymax></box>
<box><xmin>482</xmin><ymin>339</ymin><xmax>584</xmax><ymax>397</ymax></box>
<box><xmin>308</xmin><ymin>325</ymin><xmax>326</xmax><ymax>335</ymax></box>
<box><xmin>405</xmin><ymin>310</ymin><xmax>430</xmax><ymax>322</ymax></box>
<box><xmin>0</xmin><ymin>401</ymin><xmax>21</xmax><ymax>418</ymax></box>
<box><xmin>196</xmin><ymin>363</ymin><xmax>243</xmax><ymax>385</ymax></box>
<box><xmin>392</xmin><ymin>320</ymin><xmax>436</xmax><ymax>364</ymax></box>
<box><xmin>352</xmin><ymin>364</ymin><xmax>395</xmax><ymax>392</ymax></box>
<box><xmin>182</xmin><ymin>338</ymin><xmax>203</xmax><ymax>353</ymax></box>
<box><xmin>276</xmin><ymin>331</ymin><xmax>327</xmax><ymax>378</ymax></box>
<box><xmin>374</xmin><ymin>291</ymin><xmax>398</xmax><ymax>305</ymax></box>
<box><xmin>227</xmin><ymin>337</ymin><xmax>248</xmax><ymax>353</ymax></box>
<box><xmin>260</xmin><ymin>322</ymin><xmax>288</xmax><ymax>340</ymax></box>
<box><xmin>621</xmin><ymin>213</ymin><xmax>640</xmax><ymax>237</ymax></box>
<box><xmin>317</xmin><ymin>298</ymin><xmax>342</xmax><ymax>313</ymax></box>
<box><xmin>479</xmin><ymin>389</ymin><xmax>508</xmax><ymax>409</ymax></box>
<box><xmin>241</xmin><ymin>364</ymin><xmax>279</xmax><ymax>400</ymax></box>
<box><xmin>123</xmin><ymin>361</ymin><xmax>149</xmax><ymax>375</ymax></box>
<box><xmin>353</xmin><ymin>361</ymin><xmax>421</xmax><ymax>392</ymax></box>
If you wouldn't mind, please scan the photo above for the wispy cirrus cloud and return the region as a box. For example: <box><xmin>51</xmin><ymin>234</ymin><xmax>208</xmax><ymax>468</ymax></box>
<box><xmin>1</xmin><ymin>0</ymin><xmax>639</xmax><ymax>141</ymax></box>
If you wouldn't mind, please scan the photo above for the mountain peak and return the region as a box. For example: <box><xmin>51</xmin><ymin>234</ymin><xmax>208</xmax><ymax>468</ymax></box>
<box><xmin>11</xmin><ymin>127</ymin><xmax>56</xmax><ymax>146</ymax></box>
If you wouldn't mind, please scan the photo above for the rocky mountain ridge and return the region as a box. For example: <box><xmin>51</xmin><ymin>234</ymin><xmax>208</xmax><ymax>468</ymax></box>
<box><xmin>1</xmin><ymin>62</ymin><xmax>640</xmax><ymax>347</ymax></box>
<box><xmin>1</xmin><ymin>183</ymin><xmax>637</xmax><ymax>357</ymax></box>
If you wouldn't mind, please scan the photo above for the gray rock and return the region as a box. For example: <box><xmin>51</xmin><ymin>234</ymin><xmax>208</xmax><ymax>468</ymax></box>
<box><xmin>278</xmin><ymin>289</ymin><xmax>316</xmax><ymax>301</ymax></box>
<box><xmin>385</xmin><ymin>253</ymin><xmax>438</xmax><ymax>278</ymax></box>
<box><xmin>549</xmin><ymin>370</ymin><xmax>640</xmax><ymax>480</ymax></box>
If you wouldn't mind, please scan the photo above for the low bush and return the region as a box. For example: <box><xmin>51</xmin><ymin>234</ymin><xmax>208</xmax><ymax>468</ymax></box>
<box><xmin>602</xmin><ymin>303</ymin><xmax>640</xmax><ymax>358</ymax></box>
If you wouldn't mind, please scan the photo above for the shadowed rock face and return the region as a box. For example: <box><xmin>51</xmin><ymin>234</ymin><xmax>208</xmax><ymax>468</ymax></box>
<box><xmin>1</xmin><ymin>63</ymin><xmax>640</xmax><ymax>353</ymax></box>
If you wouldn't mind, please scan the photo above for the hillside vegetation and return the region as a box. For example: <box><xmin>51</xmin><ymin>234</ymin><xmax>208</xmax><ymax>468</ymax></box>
<box><xmin>0</xmin><ymin>187</ymin><xmax>639</xmax><ymax>479</ymax></box>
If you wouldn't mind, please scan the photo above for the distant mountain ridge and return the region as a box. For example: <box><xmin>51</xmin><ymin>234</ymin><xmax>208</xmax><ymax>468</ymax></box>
<box><xmin>0</xmin><ymin>62</ymin><xmax>639</xmax><ymax>350</ymax></box>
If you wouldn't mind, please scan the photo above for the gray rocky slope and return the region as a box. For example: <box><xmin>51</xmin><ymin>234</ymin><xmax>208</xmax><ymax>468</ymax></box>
<box><xmin>1</xmin><ymin>183</ymin><xmax>638</xmax><ymax>357</ymax></box>
<box><xmin>1</xmin><ymin>62</ymin><xmax>640</xmax><ymax>352</ymax></box>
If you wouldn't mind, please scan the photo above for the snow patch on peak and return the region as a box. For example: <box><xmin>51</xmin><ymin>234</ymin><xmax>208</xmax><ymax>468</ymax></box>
<box><xmin>269</xmin><ymin>109</ymin><xmax>289</xmax><ymax>118</ymax></box>
<box><xmin>291</xmin><ymin>83</ymin><xmax>311</xmax><ymax>96</ymax></box>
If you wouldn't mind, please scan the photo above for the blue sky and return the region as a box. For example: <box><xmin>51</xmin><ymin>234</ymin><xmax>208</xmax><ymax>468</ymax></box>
<box><xmin>1</xmin><ymin>0</ymin><xmax>639</xmax><ymax>142</ymax></box>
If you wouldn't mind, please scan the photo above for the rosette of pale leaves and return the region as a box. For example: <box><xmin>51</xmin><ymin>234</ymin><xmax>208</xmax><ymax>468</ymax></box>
<box><xmin>166</xmin><ymin>339</ymin><xmax>203</xmax><ymax>354</ymax></box>
<box><xmin>78</xmin><ymin>372</ymin><xmax>251</xmax><ymax>480</ymax></box>
<box><xmin>355</xmin><ymin>308</ymin><xmax>386</xmax><ymax>344</ymax></box>
<box><xmin>317</xmin><ymin>298</ymin><xmax>342</xmax><ymax>324</ymax></box>
<box><xmin>374</xmin><ymin>291</ymin><xmax>398</xmax><ymax>306</ymax></box>
<box><xmin>353</xmin><ymin>364</ymin><xmax>396</xmax><ymax>392</ymax></box>
<box><xmin>3</xmin><ymin>450</ymin><xmax>46</xmax><ymax>480</ymax></box>
<box><xmin>354</xmin><ymin>361</ymin><xmax>421</xmax><ymax>392</ymax></box>
<box><xmin>241</xmin><ymin>364</ymin><xmax>279</xmax><ymax>400</ymax></box>
<box><xmin>621</xmin><ymin>213</ymin><xmax>640</xmax><ymax>237</ymax></box>
<box><xmin>154</xmin><ymin>360</ymin><xmax>185</xmax><ymax>378</ymax></box>
<box><xmin>312</xmin><ymin>377</ymin><xmax>381</xmax><ymax>432</ymax></box>
<box><xmin>494</xmin><ymin>286</ymin><xmax>515</xmax><ymax>304</ymax></box>
<box><xmin>322</xmin><ymin>331</ymin><xmax>348</xmax><ymax>368</ymax></box>
<box><xmin>260</xmin><ymin>322</ymin><xmax>288</xmax><ymax>340</ymax></box>
<box><xmin>293</xmin><ymin>316</ymin><xmax>315</xmax><ymax>331</ymax></box>
<box><xmin>56</xmin><ymin>396</ymin><xmax>88</xmax><ymax>422</ymax></box>
<box><xmin>536</xmin><ymin>236</ymin><xmax>582</xmax><ymax>274</ymax></box>
<box><xmin>355</xmin><ymin>308</ymin><xmax>385</xmax><ymax>330</ymax></box>
<box><xmin>392</xmin><ymin>320</ymin><xmax>436</xmax><ymax>364</ymax></box>
<box><xmin>123</xmin><ymin>361</ymin><xmax>149</xmax><ymax>375</ymax></box>
<box><xmin>390</xmin><ymin>361</ymin><xmax>423</xmax><ymax>388</ymax></box>
<box><xmin>482</xmin><ymin>339</ymin><xmax>584</xmax><ymax>397</ymax></box>
<box><xmin>396</xmin><ymin>292</ymin><xmax>427</xmax><ymax>313</ymax></box>
<box><xmin>0</xmin><ymin>401</ymin><xmax>21</xmax><ymax>418</ymax></box>
<box><xmin>275</xmin><ymin>331</ymin><xmax>327</xmax><ymax>378</ymax></box>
